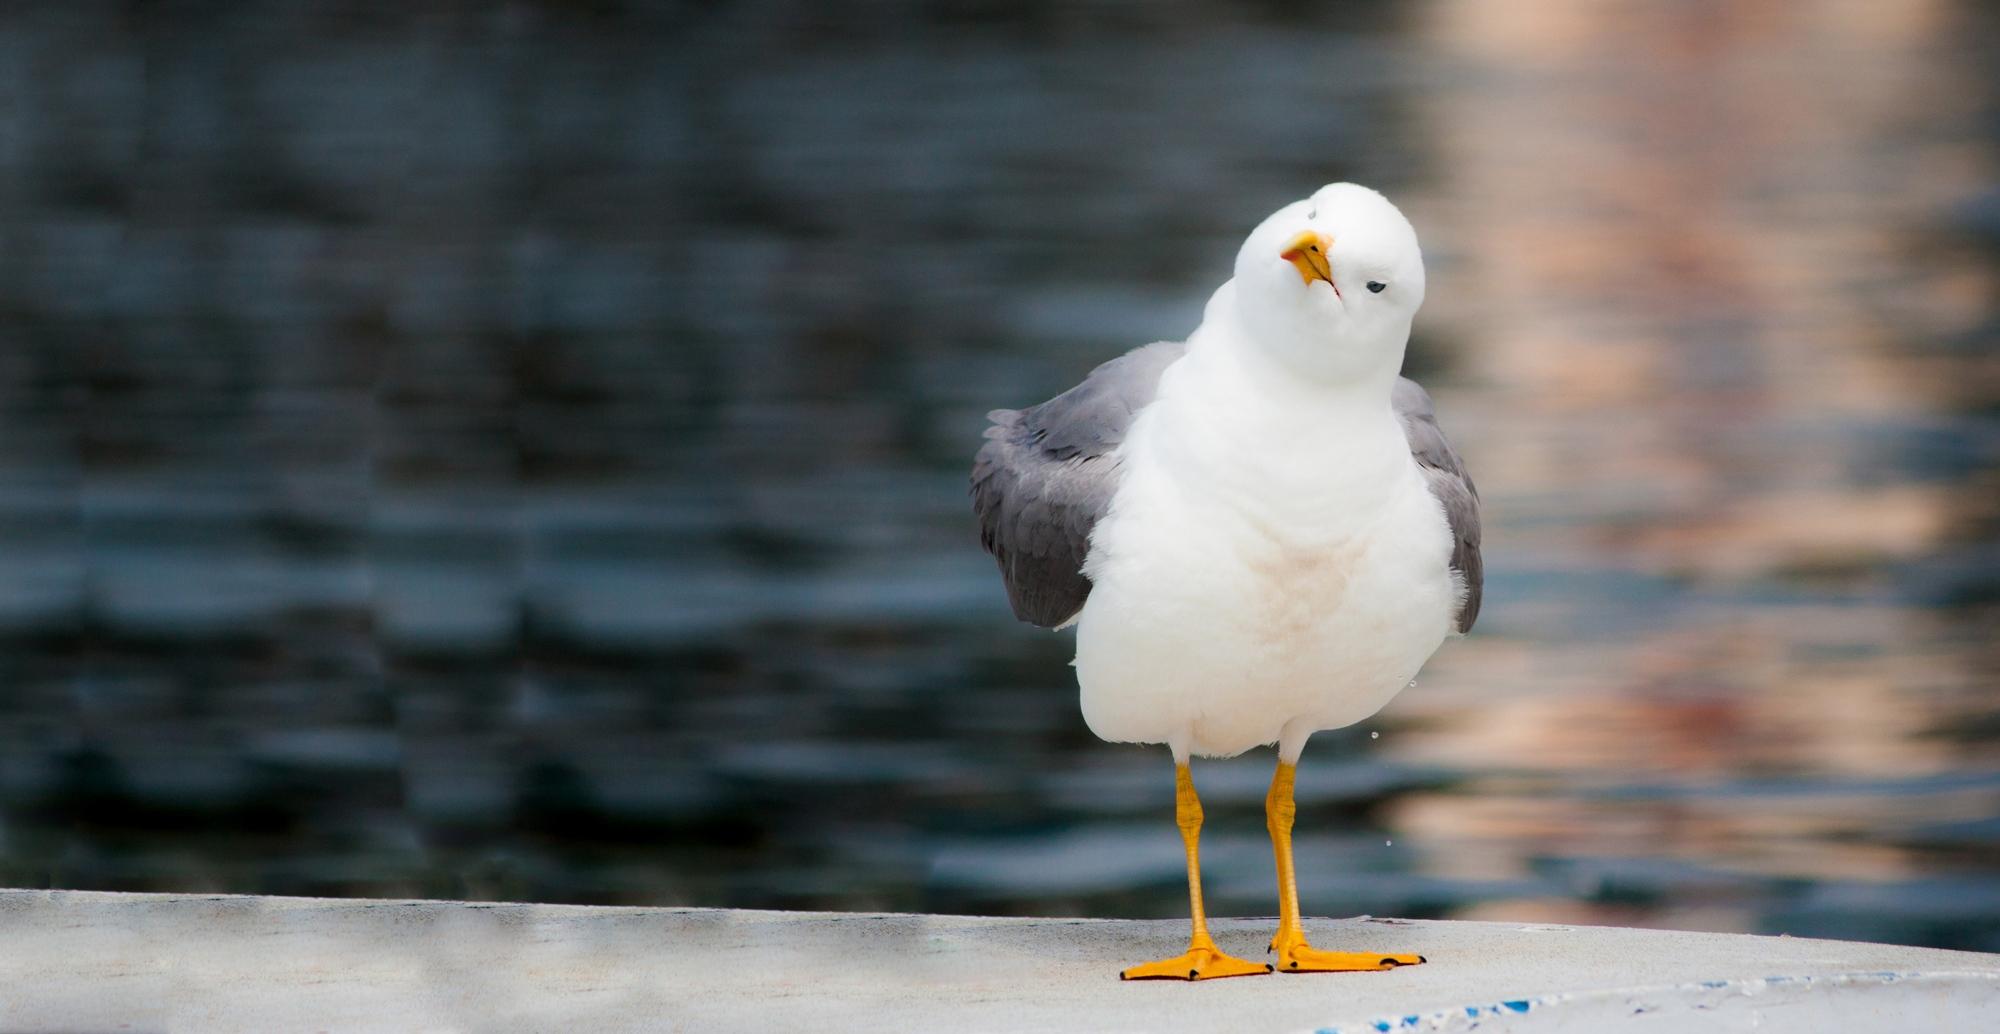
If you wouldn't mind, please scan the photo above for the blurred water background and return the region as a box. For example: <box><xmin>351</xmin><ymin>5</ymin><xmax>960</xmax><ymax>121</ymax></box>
<box><xmin>1</xmin><ymin>1</ymin><xmax>1996</xmax><ymax>952</ymax></box>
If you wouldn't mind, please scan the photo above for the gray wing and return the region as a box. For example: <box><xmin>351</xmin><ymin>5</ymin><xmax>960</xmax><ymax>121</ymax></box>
<box><xmin>971</xmin><ymin>341</ymin><xmax>1186</xmax><ymax>628</ymax></box>
<box><xmin>1394</xmin><ymin>376</ymin><xmax>1483</xmax><ymax>633</ymax></box>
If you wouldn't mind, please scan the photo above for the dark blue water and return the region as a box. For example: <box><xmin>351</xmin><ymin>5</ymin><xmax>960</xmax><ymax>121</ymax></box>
<box><xmin>1</xmin><ymin>3</ymin><xmax>1996</xmax><ymax>953</ymax></box>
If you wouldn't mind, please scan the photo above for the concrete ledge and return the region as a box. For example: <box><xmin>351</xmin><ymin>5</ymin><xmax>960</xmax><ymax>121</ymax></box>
<box><xmin>1</xmin><ymin>890</ymin><xmax>1996</xmax><ymax>1033</ymax></box>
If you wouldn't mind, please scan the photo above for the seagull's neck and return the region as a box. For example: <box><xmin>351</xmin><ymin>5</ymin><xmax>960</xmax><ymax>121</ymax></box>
<box><xmin>1193</xmin><ymin>284</ymin><xmax>1405</xmax><ymax>418</ymax></box>
<box><xmin>1227</xmin><ymin>331</ymin><xmax>1403</xmax><ymax>411</ymax></box>
<box><xmin>1141</xmin><ymin>287</ymin><xmax>1418</xmax><ymax>531</ymax></box>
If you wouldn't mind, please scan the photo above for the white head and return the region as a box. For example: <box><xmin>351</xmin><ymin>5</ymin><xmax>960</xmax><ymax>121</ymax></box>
<box><xmin>1226</xmin><ymin>183</ymin><xmax>1426</xmax><ymax>385</ymax></box>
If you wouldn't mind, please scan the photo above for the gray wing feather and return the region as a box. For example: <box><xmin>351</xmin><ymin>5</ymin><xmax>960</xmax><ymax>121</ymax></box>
<box><xmin>1394</xmin><ymin>376</ymin><xmax>1484</xmax><ymax>633</ymax></box>
<box><xmin>971</xmin><ymin>341</ymin><xmax>1186</xmax><ymax>628</ymax></box>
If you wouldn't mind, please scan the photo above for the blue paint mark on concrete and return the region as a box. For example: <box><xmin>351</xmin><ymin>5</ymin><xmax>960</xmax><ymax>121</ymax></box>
<box><xmin>1340</xmin><ymin>992</ymin><xmax>1568</xmax><ymax>1034</ymax></box>
<box><xmin>1329</xmin><ymin>972</ymin><xmax>1974</xmax><ymax>1034</ymax></box>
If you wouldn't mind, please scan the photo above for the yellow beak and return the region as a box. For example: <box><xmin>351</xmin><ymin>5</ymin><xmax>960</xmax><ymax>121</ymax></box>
<box><xmin>1279</xmin><ymin>231</ymin><xmax>1334</xmax><ymax>288</ymax></box>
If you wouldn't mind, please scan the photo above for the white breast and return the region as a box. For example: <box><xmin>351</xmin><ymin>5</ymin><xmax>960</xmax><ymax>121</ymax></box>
<box><xmin>1072</xmin><ymin>337</ymin><xmax>1459</xmax><ymax>760</ymax></box>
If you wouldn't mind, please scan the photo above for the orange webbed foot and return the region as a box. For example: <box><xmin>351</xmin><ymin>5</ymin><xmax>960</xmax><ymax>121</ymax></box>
<box><xmin>1270</xmin><ymin>928</ymin><xmax>1425</xmax><ymax>973</ymax></box>
<box><xmin>1120</xmin><ymin>938</ymin><xmax>1272</xmax><ymax>981</ymax></box>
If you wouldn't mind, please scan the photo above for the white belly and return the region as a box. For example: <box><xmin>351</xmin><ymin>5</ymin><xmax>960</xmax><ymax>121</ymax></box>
<box><xmin>1072</xmin><ymin>410</ymin><xmax>1460</xmax><ymax>759</ymax></box>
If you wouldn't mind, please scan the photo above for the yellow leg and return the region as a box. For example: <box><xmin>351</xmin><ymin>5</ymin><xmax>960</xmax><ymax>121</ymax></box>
<box><xmin>1120</xmin><ymin>763</ymin><xmax>1271</xmax><ymax>981</ymax></box>
<box><xmin>1266</xmin><ymin>762</ymin><xmax>1426</xmax><ymax>973</ymax></box>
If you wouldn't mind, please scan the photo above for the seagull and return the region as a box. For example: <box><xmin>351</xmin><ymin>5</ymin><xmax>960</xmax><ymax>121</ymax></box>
<box><xmin>971</xmin><ymin>183</ymin><xmax>1481</xmax><ymax>981</ymax></box>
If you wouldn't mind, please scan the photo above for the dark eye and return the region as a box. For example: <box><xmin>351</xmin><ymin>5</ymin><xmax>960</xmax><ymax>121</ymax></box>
<box><xmin>1366</xmin><ymin>281</ymin><xmax>1387</xmax><ymax>294</ymax></box>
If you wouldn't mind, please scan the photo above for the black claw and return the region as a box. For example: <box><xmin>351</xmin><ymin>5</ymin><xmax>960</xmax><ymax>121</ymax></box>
<box><xmin>1265</xmin><ymin>963</ymin><xmax>1275</xmax><ymax>973</ymax></box>
<box><xmin>1418</xmin><ymin>956</ymin><xmax>1428</xmax><ymax>964</ymax></box>
<box><xmin>1290</xmin><ymin>961</ymin><xmax>1299</xmax><ymax>969</ymax></box>
<box><xmin>1188</xmin><ymin>969</ymin><xmax>1198</xmax><ymax>980</ymax></box>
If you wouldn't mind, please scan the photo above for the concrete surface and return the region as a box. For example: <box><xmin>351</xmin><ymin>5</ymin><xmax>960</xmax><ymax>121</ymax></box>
<box><xmin>1</xmin><ymin>890</ymin><xmax>1996</xmax><ymax>1033</ymax></box>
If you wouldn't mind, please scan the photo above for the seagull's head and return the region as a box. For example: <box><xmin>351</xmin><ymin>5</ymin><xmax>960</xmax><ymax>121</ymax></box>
<box><xmin>1229</xmin><ymin>183</ymin><xmax>1426</xmax><ymax>383</ymax></box>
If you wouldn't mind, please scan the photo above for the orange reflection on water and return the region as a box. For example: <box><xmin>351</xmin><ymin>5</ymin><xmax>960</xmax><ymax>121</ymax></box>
<box><xmin>1382</xmin><ymin>0</ymin><xmax>1999</xmax><ymax>936</ymax></box>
